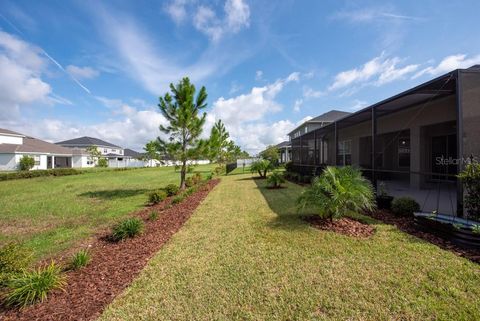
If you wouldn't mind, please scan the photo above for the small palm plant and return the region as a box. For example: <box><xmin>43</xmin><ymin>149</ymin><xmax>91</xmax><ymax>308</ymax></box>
<box><xmin>250</xmin><ymin>159</ymin><xmax>273</xmax><ymax>178</ymax></box>
<box><xmin>267</xmin><ymin>171</ymin><xmax>286</xmax><ymax>188</ymax></box>
<box><xmin>297</xmin><ymin>166</ymin><xmax>375</xmax><ymax>221</ymax></box>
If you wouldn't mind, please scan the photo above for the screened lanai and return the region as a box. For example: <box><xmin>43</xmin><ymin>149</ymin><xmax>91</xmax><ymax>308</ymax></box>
<box><xmin>290</xmin><ymin>66</ymin><xmax>480</xmax><ymax>218</ymax></box>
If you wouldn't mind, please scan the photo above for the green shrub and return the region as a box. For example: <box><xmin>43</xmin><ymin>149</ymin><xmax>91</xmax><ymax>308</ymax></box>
<box><xmin>172</xmin><ymin>194</ymin><xmax>185</xmax><ymax>204</ymax></box>
<box><xmin>111</xmin><ymin>218</ymin><xmax>144</xmax><ymax>241</ymax></box>
<box><xmin>185</xmin><ymin>176</ymin><xmax>195</xmax><ymax>188</ymax></box>
<box><xmin>214</xmin><ymin>166</ymin><xmax>225</xmax><ymax>176</ymax></box>
<box><xmin>0</xmin><ymin>242</ymin><xmax>32</xmax><ymax>274</ymax></box>
<box><xmin>69</xmin><ymin>249</ymin><xmax>90</xmax><ymax>270</ymax></box>
<box><xmin>3</xmin><ymin>262</ymin><xmax>66</xmax><ymax>308</ymax></box>
<box><xmin>97</xmin><ymin>158</ymin><xmax>108</xmax><ymax>168</ymax></box>
<box><xmin>285</xmin><ymin>161</ymin><xmax>294</xmax><ymax>173</ymax></box>
<box><xmin>297</xmin><ymin>166</ymin><xmax>375</xmax><ymax>221</ymax></box>
<box><xmin>19</xmin><ymin>156</ymin><xmax>35</xmax><ymax>171</ymax></box>
<box><xmin>148</xmin><ymin>190</ymin><xmax>167</xmax><ymax>204</ymax></box>
<box><xmin>148</xmin><ymin>211</ymin><xmax>159</xmax><ymax>221</ymax></box>
<box><xmin>187</xmin><ymin>166</ymin><xmax>194</xmax><ymax>173</ymax></box>
<box><xmin>391</xmin><ymin>197</ymin><xmax>420</xmax><ymax>217</ymax></box>
<box><xmin>267</xmin><ymin>171</ymin><xmax>286</xmax><ymax>188</ymax></box>
<box><xmin>206</xmin><ymin>172</ymin><xmax>213</xmax><ymax>180</ymax></box>
<box><xmin>458</xmin><ymin>162</ymin><xmax>480</xmax><ymax>220</ymax></box>
<box><xmin>164</xmin><ymin>184</ymin><xmax>179</xmax><ymax>196</ymax></box>
<box><xmin>192</xmin><ymin>172</ymin><xmax>203</xmax><ymax>185</ymax></box>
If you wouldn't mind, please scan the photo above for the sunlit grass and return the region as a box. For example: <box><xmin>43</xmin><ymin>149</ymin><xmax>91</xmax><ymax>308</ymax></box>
<box><xmin>100</xmin><ymin>174</ymin><xmax>480</xmax><ymax>321</ymax></box>
<box><xmin>0</xmin><ymin>164</ymin><xmax>216</xmax><ymax>261</ymax></box>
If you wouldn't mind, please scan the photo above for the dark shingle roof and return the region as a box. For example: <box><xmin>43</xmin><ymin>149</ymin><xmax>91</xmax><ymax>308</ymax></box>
<box><xmin>124</xmin><ymin>148</ymin><xmax>143</xmax><ymax>158</ymax></box>
<box><xmin>56</xmin><ymin>136</ymin><xmax>121</xmax><ymax>148</ymax></box>
<box><xmin>0</xmin><ymin>128</ymin><xmax>24</xmax><ymax>136</ymax></box>
<box><xmin>310</xmin><ymin>110</ymin><xmax>351</xmax><ymax>123</ymax></box>
<box><xmin>275</xmin><ymin>141</ymin><xmax>291</xmax><ymax>148</ymax></box>
<box><xmin>0</xmin><ymin>136</ymin><xmax>73</xmax><ymax>155</ymax></box>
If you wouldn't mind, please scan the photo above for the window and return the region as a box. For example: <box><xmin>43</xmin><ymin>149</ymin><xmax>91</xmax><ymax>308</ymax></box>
<box><xmin>33</xmin><ymin>155</ymin><xmax>40</xmax><ymax>166</ymax></box>
<box><xmin>398</xmin><ymin>137</ymin><xmax>410</xmax><ymax>167</ymax></box>
<box><xmin>304</xmin><ymin>126</ymin><xmax>308</xmax><ymax>133</ymax></box>
<box><xmin>112</xmin><ymin>149</ymin><xmax>116</xmax><ymax>153</ymax></box>
<box><xmin>337</xmin><ymin>140</ymin><xmax>352</xmax><ymax>166</ymax></box>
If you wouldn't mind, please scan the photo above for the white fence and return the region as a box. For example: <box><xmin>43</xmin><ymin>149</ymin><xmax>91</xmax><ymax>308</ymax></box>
<box><xmin>108</xmin><ymin>158</ymin><xmax>211</xmax><ymax>168</ymax></box>
<box><xmin>236</xmin><ymin>158</ymin><xmax>259</xmax><ymax>167</ymax></box>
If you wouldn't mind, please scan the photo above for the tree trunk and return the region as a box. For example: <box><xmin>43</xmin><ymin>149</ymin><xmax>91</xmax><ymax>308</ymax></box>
<box><xmin>180</xmin><ymin>160</ymin><xmax>187</xmax><ymax>190</ymax></box>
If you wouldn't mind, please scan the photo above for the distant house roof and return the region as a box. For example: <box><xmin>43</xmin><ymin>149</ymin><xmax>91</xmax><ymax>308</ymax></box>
<box><xmin>275</xmin><ymin>141</ymin><xmax>291</xmax><ymax>148</ymax></box>
<box><xmin>56</xmin><ymin>136</ymin><xmax>121</xmax><ymax>149</ymax></box>
<box><xmin>124</xmin><ymin>148</ymin><xmax>143</xmax><ymax>158</ymax></box>
<box><xmin>0</xmin><ymin>135</ymin><xmax>73</xmax><ymax>155</ymax></box>
<box><xmin>0</xmin><ymin>128</ymin><xmax>25</xmax><ymax>137</ymax></box>
<box><xmin>288</xmin><ymin>110</ymin><xmax>351</xmax><ymax>136</ymax></box>
<box><xmin>309</xmin><ymin>110</ymin><xmax>351</xmax><ymax>123</ymax></box>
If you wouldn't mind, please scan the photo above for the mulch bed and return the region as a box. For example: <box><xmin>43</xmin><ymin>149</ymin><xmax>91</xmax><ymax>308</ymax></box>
<box><xmin>304</xmin><ymin>216</ymin><xmax>375</xmax><ymax>238</ymax></box>
<box><xmin>0</xmin><ymin>179</ymin><xmax>219</xmax><ymax>321</ymax></box>
<box><xmin>366</xmin><ymin>210</ymin><xmax>480</xmax><ymax>264</ymax></box>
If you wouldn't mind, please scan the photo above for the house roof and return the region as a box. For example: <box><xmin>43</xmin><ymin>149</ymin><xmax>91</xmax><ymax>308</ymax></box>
<box><xmin>124</xmin><ymin>148</ymin><xmax>143</xmax><ymax>158</ymax></box>
<box><xmin>309</xmin><ymin>110</ymin><xmax>351</xmax><ymax>123</ymax></box>
<box><xmin>0</xmin><ymin>128</ymin><xmax>25</xmax><ymax>137</ymax></box>
<box><xmin>0</xmin><ymin>135</ymin><xmax>73</xmax><ymax>155</ymax></box>
<box><xmin>288</xmin><ymin>110</ymin><xmax>351</xmax><ymax>136</ymax></box>
<box><xmin>56</xmin><ymin>136</ymin><xmax>121</xmax><ymax>148</ymax></box>
<box><xmin>275</xmin><ymin>141</ymin><xmax>291</xmax><ymax>148</ymax></box>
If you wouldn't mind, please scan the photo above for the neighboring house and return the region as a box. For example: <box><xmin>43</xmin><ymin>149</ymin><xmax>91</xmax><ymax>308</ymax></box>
<box><xmin>0</xmin><ymin>128</ymin><xmax>73</xmax><ymax>170</ymax></box>
<box><xmin>56</xmin><ymin>136</ymin><xmax>126</xmax><ymax>168</ymax></box>
<box><xmin>275</xmin><ymin>141</ymin><xmax>292</xmax><ymax>163</ymax></box>
<box><xmin>288</xmin><ymin>65</ymin><xmax>480</xmax><ymax>218</ymax></box>
<box><xmin>288</xmin><ymin>110</ymin><xmax>351</xmax><ymax>139</ymax></box>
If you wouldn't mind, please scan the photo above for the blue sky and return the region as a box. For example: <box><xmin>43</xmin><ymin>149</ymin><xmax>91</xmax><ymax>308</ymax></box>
<box><xmin>1</xmin><ymin>0</ymin><xmax>480</xmax><ymax>153</ymax></box>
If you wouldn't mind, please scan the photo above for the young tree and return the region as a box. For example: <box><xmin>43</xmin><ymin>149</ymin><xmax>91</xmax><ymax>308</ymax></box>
<box><xmin>157</xmin><ymin>77</ymin><xmax>208</xmax><ymax>189</ymax></box>
<box><xmin>260</xmin><ymin>145</ymin><xmax>280</xmax><ymax>166</ymax></box>
<box><xmin>86</xmin><ymin>145</ymin><xmax>103</xmax><ymax>166</ymax></box>
<box><xmin>207</xmin><ymin>120</ymin><xmax>230</xmax><ymax>164</ymax></box>
<box><xmin>143</xmin><ymin>140</ymin><xmax>163</xmax><ymax>166</ymax></box>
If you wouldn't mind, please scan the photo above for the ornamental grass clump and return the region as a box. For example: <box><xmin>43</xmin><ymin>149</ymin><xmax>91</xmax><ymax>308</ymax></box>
<box><xmin>297</xmin><ymin>166</ymin><xmax>375</xmax><ymax>221</ymax></box>
<box><xmin>111</xmin><ymin>218</ymin><xmax>144</xmax><ymax>241</ymax></box>
<box><xmin>69</xmin><ymin>249</ymin><xmax>90</xmax><ymax>270</ymax></box>
<box><xmin>3</xmin><ymin>262</ymin><xmax>66</xmax><ymax>308</ymax></box>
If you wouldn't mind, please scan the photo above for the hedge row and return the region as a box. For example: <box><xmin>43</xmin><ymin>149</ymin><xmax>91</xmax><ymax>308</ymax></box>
<box><xmin>0</xmin><ymin>167</ymin><xmax>140</xmax><ymax>181</ymax></box>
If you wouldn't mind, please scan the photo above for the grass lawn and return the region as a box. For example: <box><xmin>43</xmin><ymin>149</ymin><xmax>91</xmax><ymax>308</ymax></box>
<box><xmin>0</xmin><ymin>165</ymin><xmax>215</xmax><ymax>260</ymax></box>
<box><xmin>100</xmin><ymin>173</ymin><xmax>480</xmax><ymax>321</ymax></box>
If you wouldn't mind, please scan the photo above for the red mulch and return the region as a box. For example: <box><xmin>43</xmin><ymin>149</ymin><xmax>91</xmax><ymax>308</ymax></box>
<box><xmin>0</xmin><ymin>179</ymin><xmax>219</xmax><ymax>321</ymax></box>
<box><xmin>367</xmin><ymin>210</ymin><xmax>480</xmax><ymax>264</ymax></box>
<box><xmin>304</xmin><ymin>216</ymin><xmax>375</xmax><ymax>238</ymax></box>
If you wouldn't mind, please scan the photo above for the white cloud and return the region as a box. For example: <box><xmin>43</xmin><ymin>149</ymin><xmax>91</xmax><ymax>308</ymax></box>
<box><xmin>6</xmin><ymin>99</ymin><xmax>168</xmax><ymax>151</ymax></box>
<box><xmin>192</xmin><ymin>0</ymin><xmax>250</xmax><ymax>42</ymax></box>
<box><xmin>349</xmin><ymin>99</ymin><xmax>368</xmax><ymax>111</ymax></box>
<box><xmin>209</xmin><ymin>72</ymin><xmax>299</xmax><ymax>152</ymax></box>
<box><xmin>329</xmin><ymin>54</ymin><xmax>418</xmax><ymax>90</ymax></box>
<box><xmin>296</xmin><ymin>116</ymin><xmax>313</xmax><ymax>126</ymax></box>
<box><xmin>413</xmin><ymin>54</ymin><xmax>480</xmax><ymax>79</ymax></box>
<box><xmin>164</xmin><ymin>0</ymin><xmax>189</xmax><ymax>24</ymax></box>
<box><xmin>97</xmin><ymin>5</ymin><xmax>248</xmax><ymax>95</ymax></box>
<box><xmin>0</xmin><ymin>31</ymin><xmax>52</xmax><ymax>120</ymax></box>
<box><xmin>66</xmin><ymin>65</ymin><xmax>99</xmax><ymax>80</ymax></box>
<box><xmin>255</xmin><ymin>70</ymin><xmax>263</xmax><ymax>81</ymax></box>
<box><xmin>293</xmin><ymin>99</ymin><xmax>303</xmax><ymax>112</ymax></box>
<box><xmin>333</xmin><ymin>7</ymin><xmax>422</xmax><ymax>23</ymax></box>
<box><xmin>303</xmin><ymin>86</ymin><xmax>323</xmax><ymax>98</ymax></box>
